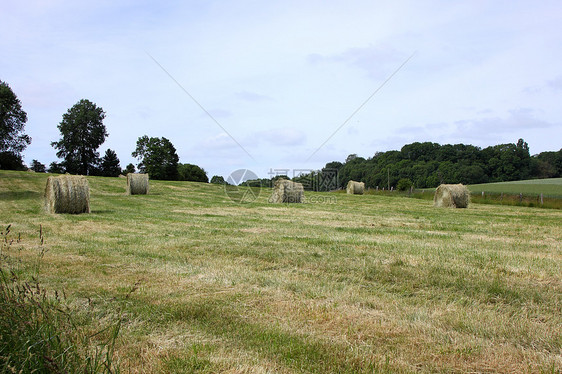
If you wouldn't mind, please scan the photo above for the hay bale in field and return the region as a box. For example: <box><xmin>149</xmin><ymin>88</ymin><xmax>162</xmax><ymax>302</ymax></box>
<box><xmin>346</xmin><ymin>180</ymin><xmax>365</xmax><ymax>195</ymax></box>
<box><xmin>433</xmin><ymin>184</ymin><xmax>470</xmax><ymax>208</ymax></box>
<box><xmin>126</xmin><ymin>173</ymin><xmax>149</xmax><ymax>195</ymax></box>
<box><xmin>269</xmin><ymin>179</ymin><xmax>304</xmax><ymax>203</ymax></box>
<box><xmin>45</xmin><ymin>175</ymin><xmax>90</xmax><ymax>214</ymax></box>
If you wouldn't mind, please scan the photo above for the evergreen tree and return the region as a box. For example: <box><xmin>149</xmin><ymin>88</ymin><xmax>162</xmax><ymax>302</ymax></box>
<box><xmin>30</xmin><ymin>159</ymin><xmax>46</xmax><ymax>173</ymax></box>
<box><xmin>100</xmin><ymin>149</ymin><xmax>121</xmax><ymax>177</ymax></box>
<box><xmin>47</xmin><ymin>162</ymin><xmax>65</xmax><ymax>174</ymax></box>
<box><xmin>123</xmin><ymin>163</ymin><xmax>135</xmax><ymax>175</ymax></box>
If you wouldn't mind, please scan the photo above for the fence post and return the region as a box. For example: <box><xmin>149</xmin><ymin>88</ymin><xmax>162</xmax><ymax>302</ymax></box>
<box><xmin>540</xmin><ymin>193</ymin><xmax>543</xmax><ymax>205</ymax></box>
<box><xmin>519</xmin><ymin>193</ymin><xmax>523</xmax><ymax>203</ymax></box>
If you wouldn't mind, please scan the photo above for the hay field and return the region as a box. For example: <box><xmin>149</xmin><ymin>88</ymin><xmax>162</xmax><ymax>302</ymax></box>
<box><xmin>1</xmin><ymin>170</ymin><xmax>561</xmax><ymax>373</ymax></box>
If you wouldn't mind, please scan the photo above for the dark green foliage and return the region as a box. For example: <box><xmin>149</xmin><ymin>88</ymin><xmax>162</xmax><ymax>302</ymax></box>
<box><xmin>132</xmin><ymin>136</ymin><xmax>179</xmax><ymax>180</ymax></box>
<box><xmin>51</xmin><ymin>99</ymin><xmax>108</xmax><ymax>175</ymax></box>
<box><xmin>30</xmin><ymin>159</ymin><xmax>46</xmax><ymax>173</ymax></box>
<box><xmin>245</xmin><ymin>178</ymin><xmax>268</xmax><ymax>187</ymax></box>
<box><xmin>0</xmin><ymin>151</ymin><xmax>26</xmax><ymax>170</ymax></box>
<box><xmin>534</xmin><ymin>149</ymin><xmax>562</xmax><ymax>178</ymax></box>
<box><xmin>307</xmin><ymin>139</ymin><xmax>556</xmax><ymax>189</ymax></box>
<box><xmin>396</xmin><ymin>178</ymin><xmax>413</xmax><ymax>191</ymax></box>
<box><xmin>47</xmin><ymin>161</ymin><xmax>65</xmax><ymax>174</ymax></box>
<box><xmin>100</xmin><ymin>149</ymin><xmax>121</xmax><ymax>177</ymax></box>
<box><xmin>0</xmin><ymin>80</ymin><xmax>31</xmax><ymax>157</ymax></box>
<box><xmin>123</xmin><ymin>163</ymin><xmax>135</xmax><ymax>175</ymax></box>
<box><xmin>210</xmin><ymin>175</ymin><xmax>226</xmax><ymax>184</ymax></box>
<box><xmin>178</xmin><ymin>163</ymin><xmax>208</xmax><ymax>183</ymax></box>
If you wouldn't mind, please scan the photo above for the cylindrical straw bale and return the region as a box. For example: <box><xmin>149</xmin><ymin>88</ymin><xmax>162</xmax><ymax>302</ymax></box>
<box><xmin>127</xmin><ymin>173</ymin><xmax>149</xmax><ymax>195</ymax></box>
<box><xmin>45</xmin><ymin>175</ymin><xmax>90</xmax><ymax>214</ymax></box>
<box><xmin>346</xmin><ymin>180</ymin><xmax>365</xmax><ymax>195</ymax></box>
<box><xmin>269</xmin><ymin>179</ymin><xmax>304</xmax><ymax>203</ymax></box>
<box><xmin>433</xmin><ymin>184</ymin><xmax>470</xmax><ymax>208</ymax></box>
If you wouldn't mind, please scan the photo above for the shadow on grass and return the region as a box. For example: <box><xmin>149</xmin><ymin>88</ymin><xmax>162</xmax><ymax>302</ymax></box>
<box><xmin>90</xmin><ymin>210</ymin><xmax>116</xmax><ymax>214</ymax></box>
<box><xmin>0</xmin><ymin>191</ymin><xmax>42</xmax><ymax>201</ymax></box>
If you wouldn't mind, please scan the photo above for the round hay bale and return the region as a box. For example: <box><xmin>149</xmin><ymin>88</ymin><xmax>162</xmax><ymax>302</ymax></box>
<box><xmin>269</xmin><ymin>179</ymin><xmax>304</xmax><ymax>203</ymax></box>
<box><xmin>433</xmin><ymin>184</ymin><xmax>470</xmax><ymax>208</ymax></box>
<box><xmin>126</xmin><ymin>173</ymin><xmax>149</xmax><ymax>195</ymax></box>
<box><xmin>346</xmin><ymin>180</ymin><xmax>365</xmax><ymax>195</ymax></box>
<box><xmin>45</xmin><ymin>175</ymin><xmax>90</xmax><ymax>214</ymax></box>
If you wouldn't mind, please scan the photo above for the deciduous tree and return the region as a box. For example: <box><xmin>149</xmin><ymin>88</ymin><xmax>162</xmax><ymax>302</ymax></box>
<box><xmin>0</xmin><ymin>80</ymin><xmax>31</xmax><ymax>170</ymax></box>
<box><xmin>178</xmin><ymin>163</ymin><xmax>208</xmax><ymax>183</ymax></box>
<box><xmin>132</xmin><ymin>136</ymin><xmax>179</xmax><ymax>180</ymax></box>
<box><xmin>210</xmin><ymin>175</ymin><xmax>226</xmax><ymax>184</ymax></box>
<box><xmin>51</xmin><ymin>99</ymin><xmax>107</xmax><ymax>175</ymax></box>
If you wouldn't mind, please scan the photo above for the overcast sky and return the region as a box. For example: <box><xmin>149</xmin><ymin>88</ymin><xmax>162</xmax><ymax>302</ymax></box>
<box><xmin>2</xmin><ymin>1</ymin><xmax>561</xmax><ymax>179</ymax></box>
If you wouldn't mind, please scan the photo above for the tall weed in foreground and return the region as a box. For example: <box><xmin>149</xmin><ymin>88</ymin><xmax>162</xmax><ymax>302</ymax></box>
<box><xmin>0</xmin><ymin>224</ymin><xmax>120</xmax><ymax>373</ymax></box>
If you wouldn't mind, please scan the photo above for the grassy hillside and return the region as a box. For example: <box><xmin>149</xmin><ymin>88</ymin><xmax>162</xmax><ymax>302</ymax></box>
<box><xmin>468</xmin><ymin>178</ymin><xmax>562</xmax><ymax>197</ymax></box>
<box><xmin>1</xmin><ymin>170</ymin><xmax>561</xmax><ymax>373</ymax></box>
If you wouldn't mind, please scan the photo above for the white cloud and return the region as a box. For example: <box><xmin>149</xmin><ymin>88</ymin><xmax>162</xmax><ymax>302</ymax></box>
<box><xmin>200</xmin><ymin>133</ymin><xmax>240</xmax><ymax>151</ymax></box>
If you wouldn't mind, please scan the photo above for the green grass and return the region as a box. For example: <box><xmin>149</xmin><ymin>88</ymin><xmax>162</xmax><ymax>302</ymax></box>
<box><xmin>0</xmin><ymin>170</ymin><xmax>561</xmax><ymax>373</ymax></box>
<box><xmin>468</xmin><ymin>178</ymin><xmax>562</xmax><ymax>197</ymax></box>
<box><xmin>467</xmin><ymin>178</ymin><xmax>562</xmax><ymax>209</ymax></box>
<box><xmin>0</xmin><ymin>224</ymin><xmax>120</xmax><ymax>373</ymax></box>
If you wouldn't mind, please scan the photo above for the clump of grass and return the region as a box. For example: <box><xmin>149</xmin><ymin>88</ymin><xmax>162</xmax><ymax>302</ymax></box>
<box><xmin>0</xmin><ymin>225</ymin><xmax>120</xmax><ymax>373</ymax></box>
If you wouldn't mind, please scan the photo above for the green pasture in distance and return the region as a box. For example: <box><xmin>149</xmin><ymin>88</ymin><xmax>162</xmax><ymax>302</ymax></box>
<box><xmin>468</xmin><ymin>178</ymin><xmax>562</xmax><ymax>197</ymax></box>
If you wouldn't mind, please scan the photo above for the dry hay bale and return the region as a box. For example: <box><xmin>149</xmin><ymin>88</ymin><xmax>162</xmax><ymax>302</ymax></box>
<box><xmin>269</xmin><ymin>179</ymin><xmax>304</xmax><ymax>203</ymax></box>
<box><xmin>346</xmin><ymin>180</ymin><xmax>365</xmax><ymax>195</ymax></box>
<box><xmin>45</xmin><ymin>175</ymin><xmax>90</xmax><ymax>214</ymax></box>
<box><xmin>126</xmin><ymin>173</ymin><xmax>149</xmax><ymax>195</ymax></box>
<box><xmin>433</xmin><ymin>184</ymin><xmax>470</xmax><ymax>208</ymax></box>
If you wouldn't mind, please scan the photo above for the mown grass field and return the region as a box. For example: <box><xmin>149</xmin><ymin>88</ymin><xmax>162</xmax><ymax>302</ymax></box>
<box><xmin>1</xmin><ymin>170</ymin><xmax>561</xmax><ymax>373</ymax></box>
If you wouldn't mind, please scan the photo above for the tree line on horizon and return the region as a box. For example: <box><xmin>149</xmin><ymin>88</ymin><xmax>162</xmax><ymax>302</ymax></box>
<box><xmin>2</xmin><ymin>80</ymin><xmax>561</xmax><ymax>189</ymax></box>
<box><xmin>0</xmin><ymin>80</ymin><xmax>209</xmax><ymax>183</ymax></box>
<box><xmin>287</xmin><ymin>139</ymin><xmax>562</xmax><ymax>191</ymax></box>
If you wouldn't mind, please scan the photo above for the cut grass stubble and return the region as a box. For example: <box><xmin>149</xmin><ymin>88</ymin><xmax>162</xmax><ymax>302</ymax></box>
<box><xmin>0</xmin><ymin>170</ymin><xmax>560</xmax><ymax>373</ymax></box>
